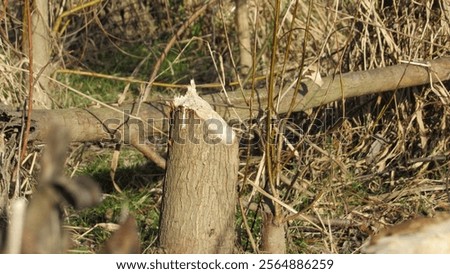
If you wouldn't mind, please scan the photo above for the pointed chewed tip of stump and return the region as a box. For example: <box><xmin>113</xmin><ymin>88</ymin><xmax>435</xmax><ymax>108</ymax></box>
<box><xmin>173</xmin><ymin>79</ymin><xmax>236</xmax><ymax>145</ymax></box>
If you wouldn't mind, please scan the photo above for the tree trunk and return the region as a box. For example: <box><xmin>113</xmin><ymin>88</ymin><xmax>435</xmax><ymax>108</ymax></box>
<box><xmin>23</xmin><ymin>0</ymin><xmax>53</xmax><ymax>108</ymax></box>
<box><xmin>260</xmin><ymin>212</ymin><xmax>286</xmax><ymax>253</ymax></box>
<box><xmin>159</xmin><ymin>83</ymin><xmax>239</xmax><ymax>253</ymax></box>
<box><xmin>235</xmin><ymin>0</ymin><xmax>252</xmax><ymax>75</ymax></box>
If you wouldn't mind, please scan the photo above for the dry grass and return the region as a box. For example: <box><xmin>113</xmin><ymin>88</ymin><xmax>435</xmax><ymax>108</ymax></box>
<box><xmin>236</xmin><ymin>0</ymin><xmax>450</xmax><ymax>253</ymax></box>
<box><xmin>0</xmin><ymin>0</ymin><xmax>450</xmax><ymax>253</ymax></box>
<box><xmin>0</xmin><ymin>42</ymin><xmax>27</xmax><ymax>106</ymax></box>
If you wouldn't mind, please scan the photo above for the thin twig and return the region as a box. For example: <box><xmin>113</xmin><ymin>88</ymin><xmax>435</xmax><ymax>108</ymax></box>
<box><xmin>20</xmin><ymin>0</ymin><xmax>33</xmax><ymax>163</ymax></box>
<box><xmin>238</xmin><ymin>198</ymin><xmax>258</xmax><ymax>253</ymax></box>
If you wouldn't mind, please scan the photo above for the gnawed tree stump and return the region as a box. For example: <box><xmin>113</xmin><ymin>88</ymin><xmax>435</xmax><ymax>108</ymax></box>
<box><xmin>159</xmin><ymin>81</ymin><xmax>238</xmax><ymax>253</ymax></box>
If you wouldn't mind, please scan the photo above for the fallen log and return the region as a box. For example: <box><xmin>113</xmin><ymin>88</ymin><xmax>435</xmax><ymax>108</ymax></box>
<box><xmin>1</xmin><ymin>58</ymin><xmax>449</xmax><ymax>145</ymax></box>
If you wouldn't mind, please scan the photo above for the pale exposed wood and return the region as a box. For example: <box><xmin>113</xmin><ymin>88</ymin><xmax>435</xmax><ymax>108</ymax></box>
<box><xmin>4</xmin><ymin>198</ymin><xmax>27</xmax><ymax>253</ymax></box>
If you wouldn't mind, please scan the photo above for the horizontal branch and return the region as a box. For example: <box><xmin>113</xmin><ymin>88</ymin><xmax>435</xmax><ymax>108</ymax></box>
<box><xmin>2</xmin><ymin>57</ymin><xmax>449</xmax><ymax>143</ymax></box>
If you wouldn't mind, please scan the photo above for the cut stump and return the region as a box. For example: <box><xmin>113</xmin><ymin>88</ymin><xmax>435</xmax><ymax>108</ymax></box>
<box><xmin>159</xmin><ymin>81</ymin><xmax>239</xmax><ymax>253</ymax></box>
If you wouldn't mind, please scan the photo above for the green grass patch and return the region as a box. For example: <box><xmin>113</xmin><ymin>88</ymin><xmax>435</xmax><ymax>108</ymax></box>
<box><xmin>67</xmin><ymin>146</ymin><xmax>163</xmax><ymax>252</ymax></box>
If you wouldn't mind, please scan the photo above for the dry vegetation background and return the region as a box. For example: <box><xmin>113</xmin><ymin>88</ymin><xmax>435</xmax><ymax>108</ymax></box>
<box><xmin>1</xmin><ymin>0</ymin><xmax>450</xmax><ymax>253</ymax></box>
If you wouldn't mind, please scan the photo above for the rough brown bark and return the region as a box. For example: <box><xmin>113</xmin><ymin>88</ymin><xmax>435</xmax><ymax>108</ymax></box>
<box><xmin>1</xmin><ymin>58</ymin><xmax>449</xmax><ymax>143</ymax></box>
<box><xmin>159</xmin><ymin>100</ymin><xmax>239</xmax><ymax>253</ymax></box>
